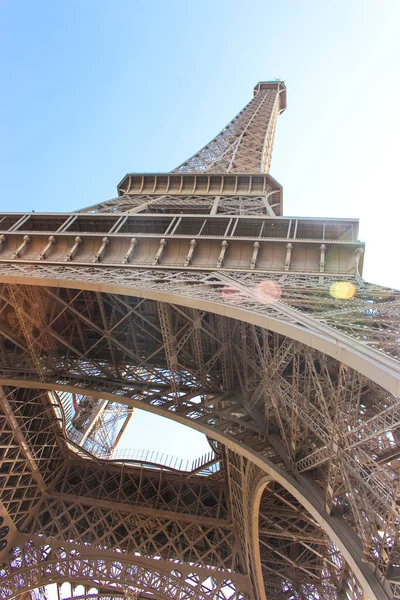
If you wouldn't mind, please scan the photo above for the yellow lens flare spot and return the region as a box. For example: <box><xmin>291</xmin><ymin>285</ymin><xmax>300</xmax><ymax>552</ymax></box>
<box><xmin>330</xmin><ymin>281</ymin><xmax>356</xmax><ymax>300</ymax></box>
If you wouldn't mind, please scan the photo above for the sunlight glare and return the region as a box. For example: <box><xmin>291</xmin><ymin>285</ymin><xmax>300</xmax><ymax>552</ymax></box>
<box><xmin>330</xmin><ymin>281</ymin><xmax>356</xmax><ymax>300</ymax></box>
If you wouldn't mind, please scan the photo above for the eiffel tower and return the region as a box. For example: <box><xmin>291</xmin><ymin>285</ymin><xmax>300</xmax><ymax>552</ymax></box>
<box><xmin>0</xmin><ymin>80</ymin><xmax>399</xmax><ymax>600</ymax></box>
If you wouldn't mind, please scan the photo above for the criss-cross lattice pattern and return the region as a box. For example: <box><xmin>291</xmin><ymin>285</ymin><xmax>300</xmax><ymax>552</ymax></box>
<box><xmin>174</xmin><ymin>82</ymin><xmax>285</xmax><ymax>174</ymax></box>
<box><xmin>78</xmin><ymin>194</ymin><xmax>276</xmax><ymax>216</ymax></box>
<box><xmin>0</xmin><ymin>538</ymin><xmax>247</xmax><ymax>600</ymax></box>
<box><xmin>0</xmin><ymin>276</ymin><xmax>399</xmax><ymax>597</ymax></box>
<box><xmin>1</xmin><ymin>81</ymin><xmax>399</xmax><ymax>600</ymax></box>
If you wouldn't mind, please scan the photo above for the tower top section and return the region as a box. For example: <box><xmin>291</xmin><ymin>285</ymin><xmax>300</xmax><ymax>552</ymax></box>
<box><xmin>79</xmin><ymin>80</ymin><xmax>287</xmax><ymax>214</ymax></box>
<box><xmin>253</xmin><ymin>80</ymin><xmax>287</xmax><ymax>110</ymax></box>
<box><xmin>174</xmin><ymin>80</ymin><xmax>286</xmax><ymax>174</ymax></box>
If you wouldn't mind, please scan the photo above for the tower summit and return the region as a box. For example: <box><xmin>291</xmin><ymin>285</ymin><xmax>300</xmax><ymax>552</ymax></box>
<box><xmin>175</xmin><ymin>80</ymin><xmax>286</xmax><ymax>174</ymax></box>
<box><xmin>0</xmin><ymin>82</ymin><xmax>399</xmax><ymax>600</ymax></box>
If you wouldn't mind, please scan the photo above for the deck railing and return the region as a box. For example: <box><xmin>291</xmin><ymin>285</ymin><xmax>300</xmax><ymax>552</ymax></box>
<box><xmin>66</xmin><ymin>425</ymin><xmax>219</xmax><ymax>475</ymax></box>
<box><xmin>106</xmin><ymin>446</ymin><xmax>218</xmax><ymax>474</ymax></box>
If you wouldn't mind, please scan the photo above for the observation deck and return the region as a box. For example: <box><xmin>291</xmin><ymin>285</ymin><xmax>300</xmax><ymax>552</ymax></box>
<box><xmin>0</xmin><ymin>211</ymin><xmax>364</xmax><ymax>276</ymax></box>
<box><xmin>253</xmin><ymin>80</ymin><xmax>287</xmax><ymax>111</ymax></box>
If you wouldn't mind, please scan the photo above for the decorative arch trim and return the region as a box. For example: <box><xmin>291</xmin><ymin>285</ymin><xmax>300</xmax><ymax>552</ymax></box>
<box><xmin>0</xmin><ymin>273</ymin><xmax>398</xmax><ymax>396</ymax></box>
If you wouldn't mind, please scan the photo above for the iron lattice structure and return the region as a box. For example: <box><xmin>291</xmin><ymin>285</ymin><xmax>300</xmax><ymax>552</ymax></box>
<box><xmin>0</xmin><ymin>81</ymin><xmax>399</xmax><ymax>600</ymax></box>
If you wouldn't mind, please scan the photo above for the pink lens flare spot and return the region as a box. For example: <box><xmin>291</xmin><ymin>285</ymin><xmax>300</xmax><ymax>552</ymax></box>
<box><xmin>330</xmin><ymin>281</ymin><xmax>356</xmax><ymax>300</ymax></box>
<box><xmin>255</xmin><ymin>280</ymin><xmax>282</xmax><ymax>303</ymax></box>
<box><xmin>221</xmin><ymin>285</ymin><xmax>246</xmax><ymax>305</ymax></box>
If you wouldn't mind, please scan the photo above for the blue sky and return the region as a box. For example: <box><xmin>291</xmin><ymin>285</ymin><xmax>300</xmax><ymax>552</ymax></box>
<box><xmin>1</xmin><ymin>0</ymin><xmax>400</xmax><ymax>458</ymax></box>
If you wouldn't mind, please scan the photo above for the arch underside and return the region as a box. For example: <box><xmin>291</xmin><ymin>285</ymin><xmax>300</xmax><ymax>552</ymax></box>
<box><xmin>2</xmin><ymin>537</ymin><xmax>242</xmax><ymax>600</ymax></box>
<box><xmin>0</xmin><ymin>269</ymin><xmax>399</xmax><ymax>600</ymax></box>
<box><xmin>0</xmin><ymin>264</ymin><xmax>398</xmax><ymax>395</ymax></box>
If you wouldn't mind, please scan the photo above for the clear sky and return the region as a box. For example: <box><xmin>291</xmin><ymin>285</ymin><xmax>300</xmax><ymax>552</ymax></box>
<box><xmin>1</xmin><ymin>0</ymin><xmax>400</xmax><ymax>459</ymax></box>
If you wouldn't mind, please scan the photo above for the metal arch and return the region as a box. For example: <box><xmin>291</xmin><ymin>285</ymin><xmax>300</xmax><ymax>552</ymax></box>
<box><xmin>2</xmin><ymin>538</ymin><xmax>237</xmax><ymax>600</ymax></box>
<box><xmin>0</xmin><ymin>378</ymin><xmax>392</xmax><ymax>600</ymax></box>
<box><xmin>0</xmin><ymin>271</ymin><xmax>398</xmax><ymax>397</ymax></box>
<box><xmin>250</xmin><ymin>477</ymin><xmax>367</xmax><ymax>600</ymax></box>
<box><xmin>52</xmin><ymin>596</ymin><xmax>126</xmax><ymax>600</ymax></box>
<box><xmin>1</xmin><ymin>278</ymin><xmax>399</xmax><ymax>597</ymax></box>
<box><xmin>250</xmin><ymin>477</ymin><xmax>270</xmax><ymax>600</ymax></box>
<box><xmin>51</xmin><ymin>596</ymin><xmax>127</xmax><ymax>600</ymax></box>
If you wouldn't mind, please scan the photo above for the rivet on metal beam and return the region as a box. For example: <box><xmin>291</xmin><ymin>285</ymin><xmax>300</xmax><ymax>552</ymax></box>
<box><xmin>65</xmin><ymin>236</ymin><xmax>82</xmax><ymax>262</ymax></box>
<box><xmin>319</xmin><ymin>244</ymin><xmax>327</xmax><ymax>273</ymax></box>
<box><xmin>122</xmin><ymin>237</ymin><xmax>137</xmax><ymax>264</ymax></box>
<box><xmin>250</xmin><ymin>241</ymin><xmax>260</xmax><ymax>269</ymax></box>
<box><xmin>184</xmin><ymin>239</ymin><xmax>197</xmax><ymax>267</ymax></box>
<box><xmin>39</xmin><ymin>236</ymin><xmax>56</xmax><ymax>260</ymax></box>
<box><xmin>11</xmin><ymin>235</ymin><xmax>30</xmax><ymax>259</ymax></box>
<box><xmin>284</xmin><ymin>242</ymin><xmax>293</xmax><ymax>271</ymax></box>
<box><xmin>217</xmin><ymin>240</ymin><xmax>228</xmax><ymax>268</ymax></box>
<box><xmin>210</xmin><ymin>196</ymin><xmax>221</xmax><ymax>215</ymax></box>
<box><xmin>153</xmin><ymin>239</ymin><xmax>167</xmax><ymax>266</ymax></box>
<box><xmin>93</xmin><ymin>237</ymin><xmax>109</xmax><ymax>263</ymax></box>
<box><xmin>354</xmin><ymin>247</ymin><xmax>364</xmax><ymax>276</ymax></box>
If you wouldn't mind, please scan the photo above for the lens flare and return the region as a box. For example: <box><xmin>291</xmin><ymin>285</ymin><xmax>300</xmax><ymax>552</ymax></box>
<box><xmin>222</xmin><ymin>285</ymin><xmax>246</xmax><ymax>305</ymax></box>
<box><xmin>255</xmin><ymin>280</ymin><xmax>282</xmax><ymax>304</ymax></box>
<box><xmin>330</xmin><ymin>281</ymin><xmax>356</xmax><ymax>300</ymax></box>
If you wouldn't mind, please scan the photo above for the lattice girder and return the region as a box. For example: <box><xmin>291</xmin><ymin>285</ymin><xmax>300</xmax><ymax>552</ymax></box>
<box><xmin>174</xmin><ymin>82</ymin><xmax>286</xmax><ymax>174</ymax></box>
<box><xmin>0</xmin><ymin>386</ymin><xmax>65</xmax><ymax>529</ymax></box>
<box><xmin>0</xmin><ymin>268</ymin><xmax>398</xmax><ymax>393</ymax></box>
<box><xmin>56</xmin><ymin>462</ymin><xmax>228</xmax><ymax>520</ymax></box>
<box><xmin>0</xmin><ymin>277</ymin><xmax>399</xmax><ymax>598</ymax></box>
<box><xmin>1</xmin><ymin>79</ymin><xmax>400</xmax><ymax>600</ymax></box>
<box><xmin>25</xmin><ymin>497</ymin><xmax>237</xmax><ymax>570</ymax></box>
<box><xmin>0</xmin><ymin>535</ymin><xmax>250</xmax><ymax>600</ymax></box>
<box><xmin>0</xmin><ymin>385</ymin><xmax>250</xmax><ymax>596</ymax></box>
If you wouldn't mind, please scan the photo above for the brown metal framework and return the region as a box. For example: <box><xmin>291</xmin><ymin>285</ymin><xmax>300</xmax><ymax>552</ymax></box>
<box><xmin>0</xmin><ymin>81</ymin><xmax>399</xmax><ymax>600</ymax></box>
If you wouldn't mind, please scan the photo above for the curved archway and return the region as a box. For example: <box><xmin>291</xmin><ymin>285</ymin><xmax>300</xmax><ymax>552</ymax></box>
<box><xmin>1</xmin><ymin>540</ymin><xmax>242</xmax><ymax>600</ymax></box>
<box><xmin>0</xmin><ymin>276</ymin><xmax>398</xmax><ymax>600</ymax></box>
<box><xmin>0</xmin><ymin>269</ymin><xmax>398</xmax><ymax>396</ymax></box>
<box><xmin>251</xmin><ymin>478</ymin><xmax>368</xmax><ymax>600</ymax></box>
<box><xmin>0</xmin><ymin>378</ymin><xmax>392</xmax><ymax>600</ymax></box>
